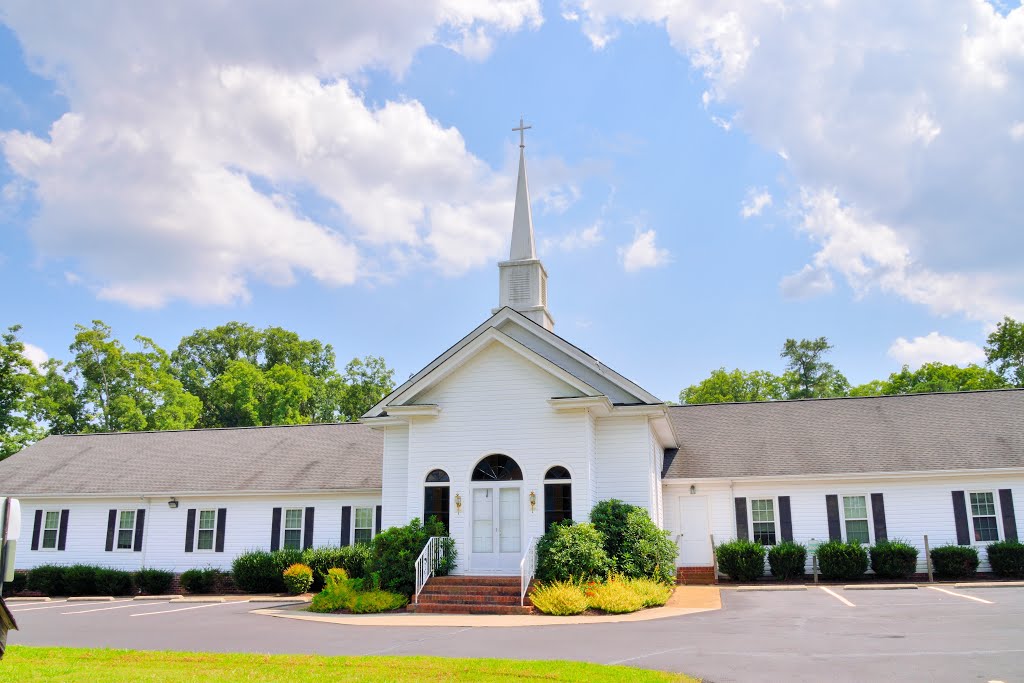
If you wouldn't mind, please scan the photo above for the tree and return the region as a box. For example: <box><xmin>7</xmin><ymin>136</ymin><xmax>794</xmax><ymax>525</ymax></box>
<box><xmin>0</xmin><ymin>325</ymin><xmax>45</xmax><ymax>460</ymax></box>
<box><xmin>878</xmin><ymin>363</ymin><xmax>1007</xmax><ymax>395</ymax></box>
<box><xmin>985</xmin><ymin>316</ymin><xmax>1024</xmax><ymax>387</ymax></box>
<box><xmin>680</xmin><ymin>368</ymin><xmax>785</xmax><ymax>405</ymax></box>
<box><xmin>338</xmin><ymin>356</ymin><xmax>395</xmax><ymax>420</ymax></box>
<box><xmin>780</xmin><ymin>337</ymin><xmax>849</xmax><ymax>399</ymax></box>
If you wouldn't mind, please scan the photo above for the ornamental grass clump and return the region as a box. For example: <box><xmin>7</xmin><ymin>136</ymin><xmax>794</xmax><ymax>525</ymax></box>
<box><xmin>715</xmin><ymin>540</ymin><xmax>766</xmax><ymax>582</ymax></box>
<box><xmin>816</xmin><ymin>540</ymin><xmax>868</xmax><ymax>581</ymax></box>
<box><xmin>930</xmin><ymin>545</ymin><xmax>980</xmax><ymax>579</ymax></box>
<box><xmin>767</xmin><ymin>542</ymin><xmax>807</xmax><ymax>580</ymax></box>
<box><xmin>529</xmin><ymin>580</ymin><xmax>589</xmax><ymax>616</ymax></box>
<box><xmin>308</xmin><ymin>567</ymin><xmax>408</xmax><ymax>614</ymax></box>
<box><xmin>586</xmin><ymin>576</ymin><xmax>645</xmax><ymax>614</ymax></box>
<box><xmin>869</xmin><ymin>540</ymin><xmax>919</xmax><ymax>579</ymax></box>
<box><xmin>985</xmin><ymin>540</ymin><xmax>1024</xmax><ymax>579</ymax></box>
<box><xmin>627</xmin><ymin>578</ymin><xmax>673</xmax><ymax>608</ymax></box>
<box><xmin>282</xmin><ymin>563</ymin><xmax>314</xmax><ymax>595</ymax></box>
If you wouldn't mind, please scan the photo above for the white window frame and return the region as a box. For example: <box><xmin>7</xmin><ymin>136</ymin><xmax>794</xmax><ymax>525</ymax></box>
<box><xmin>967</xmin><ymin>490</ymin><xmax>1002</xmax><ymax>545</ymax></box>
<box><xmin>747</xmin><ymin>497</ymin><xmax>779</xmax><ymax>546</ymax></box>
<box><xmin>838</xmin><ymin>494</ymin><xmax>873</xmax><ymax>545</ymax></box>
<box><xmin>116</xmin><ymin>509</ymin><xmax>136</xmax><ymax>552</ymax></box>
<box><xmin>353</xmin><ymin>507</ymin><xmax>374</xmax><ymax>545</ymax></box>
<box><xmin>40</xmin><ymin>509</ymin><xmax>61</xmax><ymax>551</ymax></box>
<box><xmin>195</xmin><ymin>509</ymin><xmax>217</xmax><ymax>552</ymax></box>
<box><xmin>282</xmin><ymin>508</ymin><xmax>304</xmax><ymax>551</ymax></box>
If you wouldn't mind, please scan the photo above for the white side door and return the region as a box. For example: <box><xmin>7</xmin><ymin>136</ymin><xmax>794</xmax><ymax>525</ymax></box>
<box><xmin>471</xmin><ymin>487</ymin><xmax>496</xmax><ymax>571</ymax></box>
<box><xmin>678</xmin><ymin>496</ymin><xmax>712</xmax><ymax>566</ymax></box>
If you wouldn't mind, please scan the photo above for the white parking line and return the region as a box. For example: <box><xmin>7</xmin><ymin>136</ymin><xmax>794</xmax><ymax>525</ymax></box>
<box><xmin>9</xmin><ymin>600</ymin><xmax>71</xmax><ymax>612</ymax></box>
<box><xmin>130</xmin><ymin>601</ymin><xmax>247</xmax><ymax>617</ymax></box>
<box><xmin>928</xmin><ymin>586</ymin><xmax>994</xmax><ymax>604</ymax></box>
<box><xmin>820</xmin><ymin>586</ymin><xmax>856</xmax><ymax>607</ymax></box>
<box><xmin>61</xmin><ymin>600</ymin><xmax>172</xmax><ymax>615</ymax></box>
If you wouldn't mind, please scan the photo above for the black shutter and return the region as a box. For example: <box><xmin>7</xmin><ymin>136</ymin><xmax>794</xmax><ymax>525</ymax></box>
<box><xmin>375</xmin><ymin>505</ymin><xmax>382</xmax><ymax>535</ymax></box>
<box><xmin>270</xmin><ymin>507</ymin><xmax>282</xmax><ymax>551</ymax></box>
<box><xmin>825</xmin><ymin>495</ymin><xmax>842</xmax><ymax>541</ymax></box>
<box><xmin>999</xmin><ymin>489</ymin><xmax>1017</xmax><ymax>542</ymax></box>
<box><xmin>133</xmin><ymin>509</ymin><xmax>145</xmax><ymax>552</ymax></box>
<box><xmin>215</xmin><ymin>508</ymin><xmax>227</xmax><ymax>552</ymax></box>
<box><xmin>57</xmin><ymin>510</ymin><xmax>70</xmax><ymax>551</ymax></box>
<box><xmin>105</xmin><ymin>509</ymin><xmax>117</xmax><ymax>552</ymax></box>
<box><xmin>778</xmin><ymin>496</ymin><xmax>793</xmax><ymax>542</ymax></box>
<box><xmin>871</xmin><ymin>493</ymin><xmax>887</xmax><ymax>542</ymax></box>
<box><xmin>30</xmin><ymin>509</ymin><xmax>42</xmax><ymax>551</ymax></box>
<box><xmin>185</xmin><ymin>509</ymin><xmax>196</xmax><ymax>552</ymax></box>
<box><xmin>340</xmin><ymin>506</ymin><xmax>351</xmax><ymax>546</ymax></box>
<box><xmin>303</xmin><ymin>507</ymin><xmax>315</xmax><ymax>550</ymax></box>
<box><xmin>952</xmin><ymin>491</ymin><xmax>970</xmax><ymax>545</ymax></box>
<box><xmin>734</xmin><ymin>497</ymin><xmax>748</xmax><ymax>540</ymax></box>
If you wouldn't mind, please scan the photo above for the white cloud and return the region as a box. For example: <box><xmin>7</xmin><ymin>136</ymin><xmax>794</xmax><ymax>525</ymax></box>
<box><xmin>20</xmin><ymin>342</ymin><xmax>48</xmax><ymax>368</ymax></box>
<box><xmin>779</xmin><ymin>264</ymin><xmax>833</xmax><ymax>300</ymax></box>
<box><xmin>565</xmin><ymin>0</ymin><xmax>1024</xmax><ymax>320</ymax></box>
<box><xmin>0</xmin><ymin>1</ymin><xmax>541</xmax><ymax>307</ymax></box>
<box><xmin>740</xmin><ymin>188</ymin><xmax>772</xmax><ymax>218</ymax></box>
<box><xmin>619</xmin><ymin>228</ymin><xmax>670</xmax><ymax>272</ymax></box>
<box><xmin>542</xmin><ymin>222</ymin><xmax>604</xmax><ymax>253</ymax></box>
<box><xmin>888</xmin><ymin>332</ymin><xmax>986</xmax><ymax>367</ymax></box>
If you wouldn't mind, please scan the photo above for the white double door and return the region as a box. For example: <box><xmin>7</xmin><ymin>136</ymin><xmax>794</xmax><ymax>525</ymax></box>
<box><xmin>470</xmin><ymin>485</ymin><xmax>522</xmax><ymax>573</ymax></box>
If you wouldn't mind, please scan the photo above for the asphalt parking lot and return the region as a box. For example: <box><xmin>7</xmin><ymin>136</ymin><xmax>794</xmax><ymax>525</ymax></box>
<box><xmin>8</xmin><ymin>585</ymin><xmax>1024</xmax><ymax>682</ymax></box>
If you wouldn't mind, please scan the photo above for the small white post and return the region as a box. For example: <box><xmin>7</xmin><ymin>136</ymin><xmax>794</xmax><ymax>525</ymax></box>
<box><xmin>813</xmin><ymin>554</ymin><xmax>819</xmax><ymax>584</ymax></box>
<box><xmin>924</xmin><ymin>534</ymin><xmax>933</xmax><ymax>583</ymax></box>
<box><xmin>710</xmin><ymin>534</ymin><xmax>719</xmax><ymax>582</ymax></box>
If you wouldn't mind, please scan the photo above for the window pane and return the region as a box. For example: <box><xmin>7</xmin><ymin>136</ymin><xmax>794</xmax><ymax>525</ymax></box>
<box><xmin>753</xmin><ymin>522</ymin><xmax>776</xmax><ymax>546</ymax></box>
<box><xmin>284</xmin><ymin>509</ymin><xmax>303</xmax><ymax>529</ymax></box>
<box><xmin>355</xmin><ymin>507</ymin><xmax>373</xmax><ymax>528</ymax></box>
<box><xmin>197</xmin><ymin>529</ymin><xmax>214</xmax><ymax>550</ymax></box>
<box><xmin>424</xmin><ymin>486</ymin><xmax>450</xmax><ymax>533</ymax></box>
<box><xmin>44</xmin><ymin>511</ymin><xmax>60</xmax><ymax>530</ymax></box>
<box><xmin>425</xmin><ymin>469</ymin><xmax>450</xmax><ymax>483</ymax></box>
<box><xmin>42</xmin><ymin>529</ymin><xmax>58</xmax><ymax>549</ymax></box>
<box><xmin>354</xmin><ymin>528</ymin><xmax>373</xmax><ymax>545</ymax></box>
<box><xmin>471</xmin><ymin>454</ymin><xmax>523</xmax><ymax>481</ymax></box>
<box><xmin>117</xmin><ymin>529</ymin><xmax>134</xmax><ymax>550</ymax></box>
<box><xmin>843</xmin><ymin>496</ymin><xmax>867</xmax><ymax>520</ymax></box>
<box><xmin>970</xmin><ymin>492</ymin><xmax>995</xmax><ymax>517</ymax></box>
<box><xmin>544</xmin><ymin>483</ymin><xmax>572</xmax><ymax>531</ymax></box>
<box><xmin>973</xmin><ymin>516</ymin><xmax>999</xmax><ymax>542</ymax></box>
<box><xmin>751</xmin><ymin>499</ymin><xmax>774</xmax><ymax>523</ymax></box>
<box><xmin>199</xmin><ymin>510</ymin><xmax>216</xmax><ymax>530</ymax></box>
<box><xmin>845</xmin><ymin>519</ymin><xmax>870</xmax><ymax>544</ymax></box>
<box><xmin>283</xmin><ymin>529</ymin><xmax>301</xmax><ymax>550</ymax></box>
<box><xmin>119</xmin><ymin>510</ymin><xmax>135</xmax><ymax>530</ymax></box>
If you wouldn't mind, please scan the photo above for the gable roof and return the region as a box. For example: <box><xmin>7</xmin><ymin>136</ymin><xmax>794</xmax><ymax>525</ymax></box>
<box><xmin>364</xmin><ymin>307</ymin><xmax>662</xmax><ymax>418</ymax></box>
<box><xmin>0</xmin><ymin>423</ymin><xmax>383</xmax><ymax>497</ymax></box>
<box><xmin>663</xmin><ymin>389</ymin><xmax>1024</xmax><ymax>480</ymax></box>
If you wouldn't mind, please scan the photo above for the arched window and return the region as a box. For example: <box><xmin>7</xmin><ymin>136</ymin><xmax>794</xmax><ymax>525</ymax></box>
<box><xmin>544</xmin><ymin>466</ymin><xmax>572</xmax><ymax>530</ymax></box>
<box><xmin>471</xmin><ymin>454</ymin><xmax>523</xmax><ymax>481</ymax></box>
<box><xmin>424</xmin><ymin>469</ymin><xmax>450</xmax><ymax>532</ymax></box>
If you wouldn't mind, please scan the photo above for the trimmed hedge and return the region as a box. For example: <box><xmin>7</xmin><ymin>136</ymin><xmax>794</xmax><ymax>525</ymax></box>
<box><xmin>25</xmin><ymin>565</ymin><xmax>65</xmax><ymax>596</ymax></box>
<box><xmin>986</xmin><ymin>540</ymin><xmax>1024</xmax><ymax>579</ymax></box>
<box><xmin>232</xmin><ymin>549</ymin><xmax>302</xmax><ymax>593</ymax></box>
<box><xmin>930</xmin><ymin>545</ymin><xmax>980</xmax><ymax>579</ymax></box>
<box><xmin>816</xmin><ymin>540</ymin><xmax>868</xmax><ymax>581</ymax></box>
<box><xmin>715</xmin><ymin>540</ymin><xmax>766</xmax><ymax>582</ymax></box>
<box><xmin>95</xmin><ymin>568</ymin><xmax>135</xmax><ymax>596</ymax></box>
<box><xmin>180</xmin><ymin>567</ymin><xmax>221</xmax><ymax>594</ymax></box>
<box><xmin>535</xmin><ymin>522</ymin><xmax>610</xmax><ymax>583</ymax></box>
<box><xmin>301</xmin><ymin>545</ymin><xmax>371</xmax><ymax>590</ymax></box>
<box><xmin>63</xmin><ymin>564</ymin><xmax>98</xmax><ymax>596</ymax></box>
<box><xmin>767</xmin><ymin>542</ymin><xmax>807</xmax><ymax>580</ymax></box>
<box><xmin>869</xmin><ymin>540</ymin><xmax>919</xmax><ymax>579</ymax></box>
<box><xmin>135</xmin><ymin>568</ymin><xmax>174</xmax><ymax>595</ymax></box>
<box><xmin>1</xmin><ymin>570</ymin><xmax>28</xmax><ymax>597</ymax></box>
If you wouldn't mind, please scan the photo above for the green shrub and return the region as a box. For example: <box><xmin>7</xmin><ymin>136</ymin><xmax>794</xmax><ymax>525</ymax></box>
<box><xmin>232</xmin><ymin>549</ymin><xmax>302</xmax><ymax>593</ymax></box>
<box><xmin>282</xmin><ymin>563</ymin><xmax>314</xmax><ymax>595</ymax></box>
<box><xmin>25</xmin><ymin>564</ymin><xmax>65</xmax><ymax>596</ymax></box>
<box><xmin>817</xmin><ymin>540</ymin><xmax>869</xmax><ymax>581</ymax></box>
<box><xmin>134</xmin><ymin>568</ymin><xmax>174</xmax><ymax>595</ymax></box>
<box><xmin>590</xmin><ymin>500</ymin><xmax>677</xmax><ymax>583</ymax></box>
<box><xmin>63</xmin><ymin>564</ymin><xmax>98</xmax><ymax>596</ymax></box>
<box><xmin>930</xmin><ymin>545</ymin><xmax>980</xmax><ymax>579</ymax></box>
<box><xmin>767</xmin><ymin>542</ymin><xmax>807</xmax><ymax>580</ymax></box>
<box><xmin>628</xmin><ymin>577</ymin><xmax>673</xmax><ymax>608</ymax></box>
<box><xmin>530</xmin><ymin>580</ymin><xmax>589</xmax><ymax>616</ymax></box>
<box><xmin>587</xmin><ymin>576</ymin><xmax>646</xmax><ymax>614</ymax></box>
<box><xmin>715</xmin><ymin>540</ymin><xmax>766</xmax><ymax>582</ymax></box>
<box><xmin>351</xmin><ymin>590</ymin><xmax>408</xmax><ymax>613</ymax></box>
<box><xmin>536</xmin><ymin>522</ymin><xmax>610</xmax><ymax>583</ymax></box>
<box><xmin>986</xmin><ymin>540</ymin><xmax>1024</xmax><ymax>579</ymax></box>
<box><xmin>365</xmin><ymin>517</ymin><xmax>449</xmax><ymax>596</ymax></box>
<box><xmin>94</xmin><ymin>568</ymin><xmax>135</xmax><ymax>596</ymax></box>
<box><xmin>590</xmin><ymin>500</ymin><xmax>633</xmax><ymax>560</ymax></box>
<box><xmin>302</xmin><ymin>545</ymin><xmax>371</xmax><ymax>590</ymax></box>
<box><xmin>2</xmin><ymin>571</ymin><xmax>28</xmax><ymax>596</ymax></box>
<box><xmin>307</xmin><ymin>567</ymin><xmax>407</xmax><ymax>614</ymax></box>
<box><xmin>869</xmin><ymin>540</ymin><xmax>919</xmax><ymax>579</ymax></box>
<box><xmin>180</xmin><ymin>568</ymin><xmax>221</xmax><ymax>594</ymax></box>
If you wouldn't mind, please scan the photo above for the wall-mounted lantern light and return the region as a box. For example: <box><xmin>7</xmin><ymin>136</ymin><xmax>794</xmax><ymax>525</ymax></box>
<box><xmin>454</xmin><ymin>493</ymin><xmax>462</xmax><ymax>514</ymax></box>
<box><xmin>529</xmin><ymin>491</ymin><xmax>537</xmax><ymax>512</ymax></box>
<box><xmin>168</xmin><ymin>498</ymin><xmax>179</xmax><ymax>509</ymax></box>
<box><xmin>689</xmin><ymin>485</ymin><xmax>696</xmax><ymax>495</ymax></box>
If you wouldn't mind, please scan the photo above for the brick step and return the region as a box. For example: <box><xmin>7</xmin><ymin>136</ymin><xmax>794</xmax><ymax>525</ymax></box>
<box><xmin>418</xmin><ymin>594</ymin><xmax>523</xmax><ymax>606</ymax></box>
<box><xmin>420</xmin><ymin>585</ymin><xmax>521</xmax><ymax>596</ymax></box>
<box><xmin>409</xmin><ymin>603</ymin><xmax>534</xmax><ymax>615</ymax></box>
<box><xmin>427</xmin><ymin>576</ymin><xmax>521</xmax><ymax>587</ymax></box>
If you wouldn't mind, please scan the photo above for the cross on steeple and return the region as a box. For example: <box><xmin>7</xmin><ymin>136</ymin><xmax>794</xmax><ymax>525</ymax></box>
<box><xmin>513</xmin><ymin>117</ymin><xmax>531</xmax><ymax>148</ymax></box>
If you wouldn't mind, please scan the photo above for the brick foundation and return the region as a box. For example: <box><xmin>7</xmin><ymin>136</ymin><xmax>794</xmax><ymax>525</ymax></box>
<box><xmin>677</xmin><ymin>566</ymin><xmax>717</xmax><ymax>585</ymax></box>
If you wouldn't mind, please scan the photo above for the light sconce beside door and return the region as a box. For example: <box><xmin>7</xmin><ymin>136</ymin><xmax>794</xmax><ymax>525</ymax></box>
<box><xmin>529</xmin><ymin>491</ymin><xmax>537</xmax><ymax>512</ymax></box>
<box><xmin>689</xmin><ymin>485</ymin><xmax>696</xmax><ymax>495</ymax></box>
<box><xmin>454</xmin><ymin>493</ymin><xmax>462</xmax><ymax>514</ymax></box>
<box><xmin>168</xmin><ymin>498</ymin><xmax>179</xmax><ymax>509</ymax></box>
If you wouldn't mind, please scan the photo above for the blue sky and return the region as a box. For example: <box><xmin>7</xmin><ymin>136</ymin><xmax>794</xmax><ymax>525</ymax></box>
<box><xmin>1</xmin><ymin>2</ymin><xmax>1022</xmax><ymax>402</ymax></box>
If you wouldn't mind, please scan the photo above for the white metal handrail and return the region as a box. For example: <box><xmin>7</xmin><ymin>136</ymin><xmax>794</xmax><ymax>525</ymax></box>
<box><xmin>520</xmin><ymin>536</ymin><xmax>538</xmax><ymax>606</ymax></box>
<box><xmin>414</xmin><ymin>536</ymin><xmax>447</xmax><ymax>605</ymax></box>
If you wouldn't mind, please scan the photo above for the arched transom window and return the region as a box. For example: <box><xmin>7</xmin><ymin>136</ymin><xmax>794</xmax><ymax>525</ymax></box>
<box><xmin>544</xmin><ymin>466</ymin><xmax>572</xmax><ymax>530</ymax></box>
<box><xmin>471</xmin><ymin>454</ymin><xmax>523</xmax><ymax>481</ymax></box>
<box><xmin>424</xmin><ymin>469</ymin><xmax>450</xmax><ymax>532</ymax></box>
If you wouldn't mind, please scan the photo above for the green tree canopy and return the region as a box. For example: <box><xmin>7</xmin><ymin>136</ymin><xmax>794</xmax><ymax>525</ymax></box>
<box><xmin>985</xmin><ymin>316</ymin><xmax>1024</xmax><ymax>387</ymax></box>
<box><xmin>679</xmin><ymin>368</ymin><xmax>785</xmax><ymax>405</ymax></box>
<box><xmin>0</xmin><ymin>325</ymin><xmax>45</xmax><ymax>460</ymax></box>
<box><xmin>851</xmin><ymin>362</ymin><xmax>1007</xmax><ymax>396</ymax></box>
<box><xmin>780</xmin><ymin>337</ymin><xmax>850</xmax><ymax>399</ymax></box>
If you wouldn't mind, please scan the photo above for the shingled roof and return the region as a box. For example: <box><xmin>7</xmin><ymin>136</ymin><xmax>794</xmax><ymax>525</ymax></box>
<box><xmin>664</xmin><ymin>389</ymin><xmax>1024</xmax><ymax>480</ymax></box>
<box><xmin>0</xmin><ymin>423</ymin><xmax>383</xmax><ymax>496</ymax></box>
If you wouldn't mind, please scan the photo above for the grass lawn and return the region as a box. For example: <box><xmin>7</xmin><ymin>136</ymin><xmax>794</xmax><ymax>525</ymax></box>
<box><xmin>1</xmin><ymin>646</ymin><xmax>698</xmax><ymax>682</ymax></box>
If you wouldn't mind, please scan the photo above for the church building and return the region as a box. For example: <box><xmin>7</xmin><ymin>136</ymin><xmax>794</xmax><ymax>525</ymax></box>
<box><xmin>2</xmin><ymin>127</ymin><xmax>1022</xmax><ymax>597</ymax></box>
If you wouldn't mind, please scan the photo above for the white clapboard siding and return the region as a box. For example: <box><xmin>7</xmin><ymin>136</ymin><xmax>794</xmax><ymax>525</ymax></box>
<box><xmin>13</xmin><ymin>491</ymin><xmax>381</xmax><ymax>573</ymax></box>
<box><xmin>381</xmin><ymin>426</ymin><xmax>410</xmax><ymax>529</ymax></box>
<box><xmin>594</xmin><ymin>415</ymin><xmax>653</xmax><ymax>513</ymax></box>
<box><xmin>664</xmin><ymin>474</ymin><xmax>1024</xmax><ymax>572</ymax></box>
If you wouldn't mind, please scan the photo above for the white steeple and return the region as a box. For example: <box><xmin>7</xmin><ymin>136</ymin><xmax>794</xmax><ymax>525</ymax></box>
<box><xmin>495</xmin><ymin>118</ymin><xmax>554</xmax><ymax>330</ymax></box>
